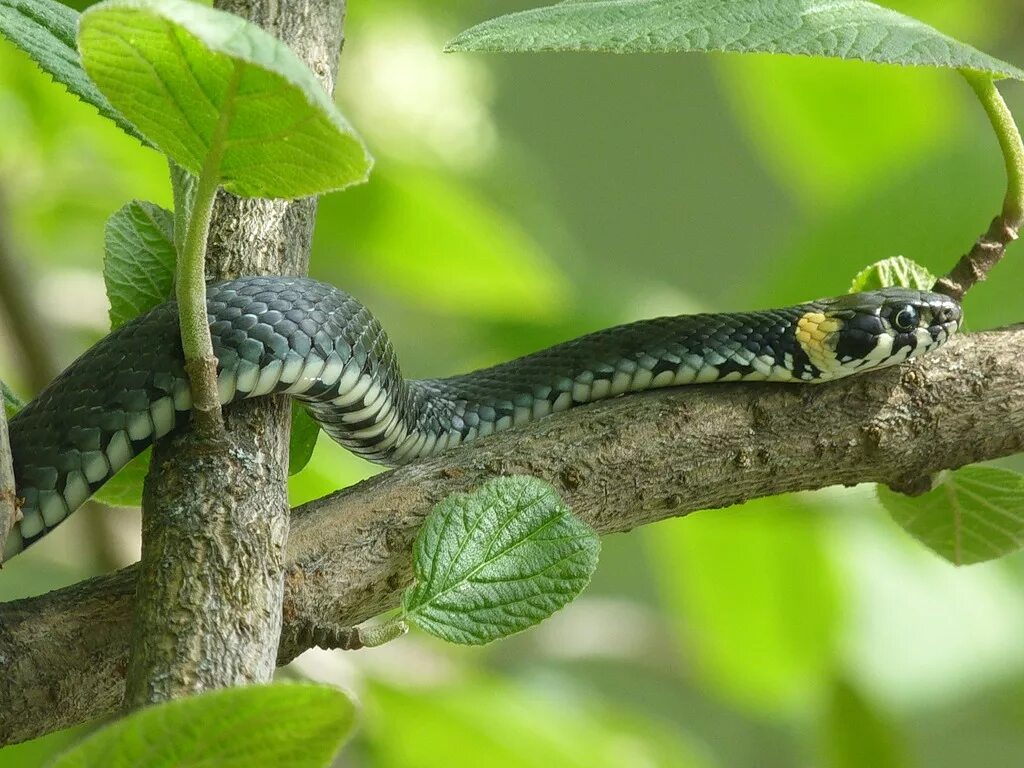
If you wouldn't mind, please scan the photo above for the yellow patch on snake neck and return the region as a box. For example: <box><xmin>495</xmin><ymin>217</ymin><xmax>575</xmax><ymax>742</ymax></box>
<box><xmin>796</xmin><ymin>312</ymin><xmax>844</xmax><ymax>376</ymax></box>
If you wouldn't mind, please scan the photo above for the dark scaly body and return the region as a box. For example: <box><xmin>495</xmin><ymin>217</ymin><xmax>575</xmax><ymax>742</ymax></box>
<box><xmin>3</xmin><ymin>276</ymin><xmax>961</xmax><ymax>558</ymax></box>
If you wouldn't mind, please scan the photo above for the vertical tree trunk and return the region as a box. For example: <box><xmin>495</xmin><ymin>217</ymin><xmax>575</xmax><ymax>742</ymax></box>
<box><xmin>123</xmin><ymin>0</ymin><xmax>349</xmax><ymax>707</ymax></box>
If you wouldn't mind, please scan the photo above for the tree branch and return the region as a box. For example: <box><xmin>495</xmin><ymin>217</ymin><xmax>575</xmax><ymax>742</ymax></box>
<box><xmin>123</xmin><ymin>0</ymin><xmax>348</xmax><ymax>707</ymax></box>
<box><xmin>2</xmin><ymin>326</ymin><xmax>1022</xmax><ymax>744</ymax></box>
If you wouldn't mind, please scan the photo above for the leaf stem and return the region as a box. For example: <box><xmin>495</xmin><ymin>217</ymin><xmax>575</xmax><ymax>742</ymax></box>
<box><xmin>174</xmin><ymin>62</ymin><xmax>243</xmax><ymax>436</ymax></box>
<box><xmin>966</xmin><ymin>72</ymin><xmax>1024</xmax><ymax>225</ymax></box>
<box><xmin>935</xmin><ymin>73</ymin><xmax>1024</xmax><ymax>301</ymax></box>
<box><xmin>358</xmin><ymin>619</ymin><xmax>409</xmax><ymax>648</ymax></box>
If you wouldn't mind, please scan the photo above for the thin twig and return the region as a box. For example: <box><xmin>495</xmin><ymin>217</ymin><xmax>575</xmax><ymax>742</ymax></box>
<box><xmin>935</xmin><ymin>73</ymin><xmax>1024</xmax><ymax>300</ymax></box>
<box><xmin>171</xmin><ymin>65</ymin><xmax>240</xmax><ymax>440</ymax></box>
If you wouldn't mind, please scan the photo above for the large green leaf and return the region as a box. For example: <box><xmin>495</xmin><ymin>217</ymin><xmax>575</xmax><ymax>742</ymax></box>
<box><xmin>0</xmin><ymin>0</ymin><xmax>144</xmax><ymax>142</ymax></box>
<box><xmin>447</xmin><ymin>0</ymin><xmax>1024</xmax><ymax>81</ymax></box>
<box><xmin>878</xmin><ymin>466</ymin><xmax>1024</xmax><ymax>565</ymax></box>
<box><xmin>403</xmin><ymin>476</ymin><xmax>600</xmax><ymax>645</ymax></box>
<box><xmin>48</xmin><ymin>683</ymin><xmax>355</xmax><ymax>768</ymax></box>
<box><xmin>78</xmin><ymin>0</ymin><xmax>371</xmax><ymax>198</ymax></box>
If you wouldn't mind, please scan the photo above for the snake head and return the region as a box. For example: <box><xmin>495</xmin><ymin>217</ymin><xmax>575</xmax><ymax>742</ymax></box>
<box><xmin>798</xmin><ymin>288</ymin><xmax>962</xmax><ymax>379</ymax></box>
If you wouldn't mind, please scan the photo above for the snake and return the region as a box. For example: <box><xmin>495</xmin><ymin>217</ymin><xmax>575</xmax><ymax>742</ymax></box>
<box><xmin>2</xmin><ymin>276</ymin><xmax>961</xmax><ymax>559</ymax></box>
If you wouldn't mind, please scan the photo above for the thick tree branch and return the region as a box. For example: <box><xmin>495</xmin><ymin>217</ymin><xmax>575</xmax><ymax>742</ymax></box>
<box><xmin>2</xmin><ymin>327</ymin><xmax>1022</xmax><ymax>744</ymax></box>
<box><xmin>124</xmin><ymin>0</ymin><xmax>348</xmax><ymax>707</ymax></box>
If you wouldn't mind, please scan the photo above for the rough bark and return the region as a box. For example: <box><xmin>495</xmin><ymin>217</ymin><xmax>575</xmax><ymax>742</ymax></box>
<box><xmin>122</xmin><ymin>0</ymin><xmax>348</xmax><ymax>707</ymax></box>
<box><xmin>2</xmin><ymin>326</ymin><xmax>1022</xmax><ymax>743</ymax></box>
<box><xmin>935</xmin><ymin>213</ymin><xmax>1020</xmax><ymax>301</ymax></box>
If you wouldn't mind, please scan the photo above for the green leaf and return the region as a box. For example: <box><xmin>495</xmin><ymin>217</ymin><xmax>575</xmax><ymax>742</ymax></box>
<box><xmin>878</xmin><ymin>466</ymin><xmax>1024</xmax><ymax>565</ymax></box>
<box><xmin>93</xmin><ymin>449</ymin><xmax>149</xmax><ymax>508</ymax></box>
<box><xmin>447</xmin><ymin>0</ymin><xmax>1024</xmax><ymax>81</ymax></box>
<box><xmin>78</xmin><ymin>0</ymin><xmax>372</xmax><ymax>198</ymax></box>
<box><xmin>288</xmin><ymin>403</ymin><xmax>320</xmax><ymax>476</ymax></box>
<box><xmin>0</xmin><ymin>0</ymin><xmax>145</xmax><ymax>142</ymax></box>
<box><xmin>850</xmin><ymin>256</ymin><xmax>936</xmax><ymax>292</ymax></box>
<box><xmin>820</xmin><ymin>679</ymin><xmax>907</xmax><ymax>768</ymax></box>
<box><xmin>403</xmin><ymin>476</ymin><xmax>600</xmax><ymax>645</ymax></box>
<box><xmin>104</xmin><ymin>200</ymin><xmax>176</xmax><ymax>330</ymax></box>
<box><xmin>48</xmin><ymin>683</ymin><xmax>355</xmax><ymax>768</ymax></box>
<box><xmin>2</xmin><ymin>380</ymin><xmax>23</xmax><ymax>419</ymax></box>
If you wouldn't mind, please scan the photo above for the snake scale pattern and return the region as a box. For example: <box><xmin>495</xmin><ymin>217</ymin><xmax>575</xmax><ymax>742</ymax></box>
<box><xmin>3</xmin><ymin>276</ymin><xmax>962</xmax><ymax>559</ymax></box>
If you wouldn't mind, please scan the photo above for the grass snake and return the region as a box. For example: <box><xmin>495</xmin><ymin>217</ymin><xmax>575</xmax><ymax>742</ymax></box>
<box><xmin>3</xmin><ymin>276</ymin><xmax>962</xmax><ymax>559</ymax></box>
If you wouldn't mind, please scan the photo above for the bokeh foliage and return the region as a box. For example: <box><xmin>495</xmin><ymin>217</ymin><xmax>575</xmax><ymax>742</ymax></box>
<box><xmin>2</xmin><ymin>0</ymin><xmax>1024</xmax><ymax>766</ymax></box>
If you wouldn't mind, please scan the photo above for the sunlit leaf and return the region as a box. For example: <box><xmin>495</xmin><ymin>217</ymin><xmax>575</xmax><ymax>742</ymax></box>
<box><xmin>447</xmin><ymin>0</ymin><xmax>1024</xmax><ymax>82</ymax></box>
<box><xmin>850</xmin><ymin>255</ymin><xmax>936</xmax><ymax>292</ymax></box>
<box><xmin>403</xmin><ymin>476</ymin><xmax>600</xmax><ymax>645</ymax></box>
<box><xmin>78</xmin><ymin>0</ymin><xmax>371</xmax><ymax>198</ymax></box>
<box><xmin>104</xmin><ymin>200</ymin><xmax>175</xmax><ymax>330</ymax></box>
<box><xmin>0</xmin><ymin>0</ymin><xmax>144</xmax><ymax>142</ymax></box>
<box><xmin>878</xmin><ymin>466</ymin><xmax>1024</xmax><ymax>565</ymax></box>
<box><xmin>48</xmin><ymin>684</ymin><xmax>355</xmax><ymax>768</ymax></box>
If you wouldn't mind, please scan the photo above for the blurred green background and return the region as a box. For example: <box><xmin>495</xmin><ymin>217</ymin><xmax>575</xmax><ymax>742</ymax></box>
<box><xmin>3</xmin><ymin>0</ymin><xmax>1024</xmax><ymax>765</ymax></box>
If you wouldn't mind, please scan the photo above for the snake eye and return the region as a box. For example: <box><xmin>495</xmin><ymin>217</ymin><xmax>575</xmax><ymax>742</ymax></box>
<box><xmin>892</xmin><ymin>305</ymin><xmax>919</xmax><ymax>333</ymax></box>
